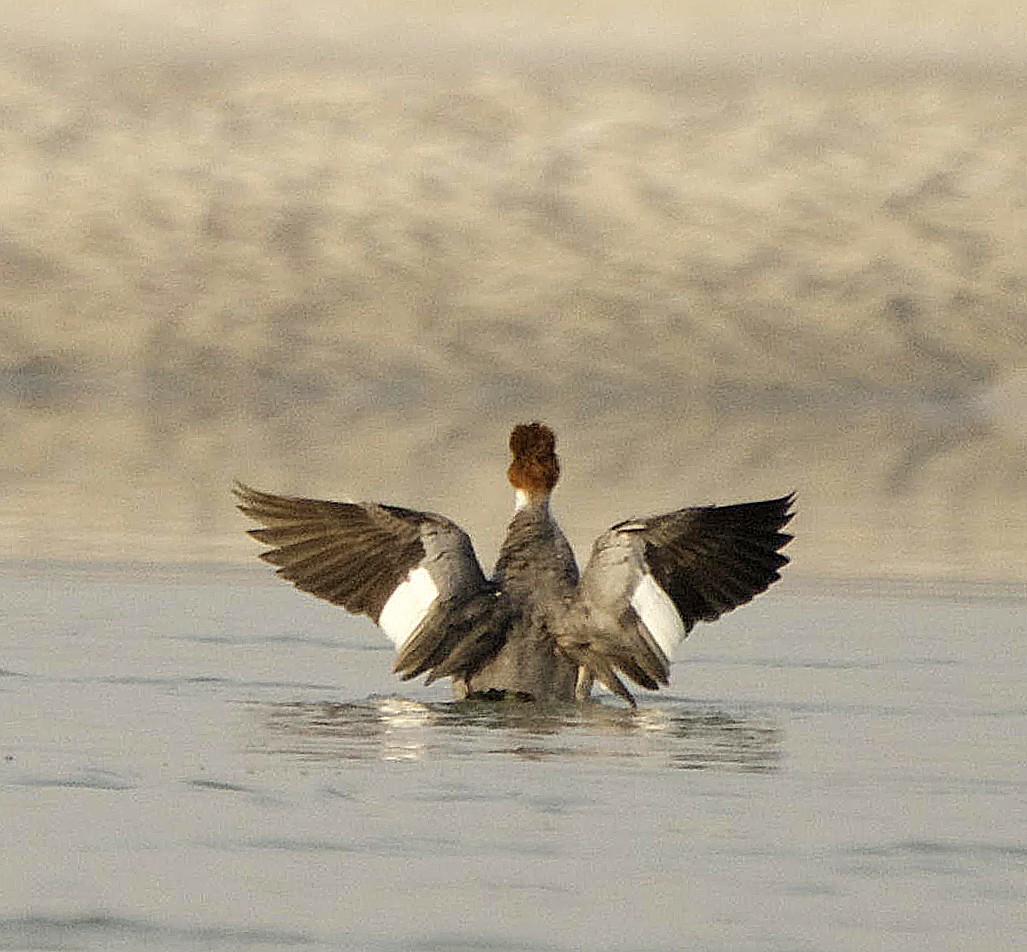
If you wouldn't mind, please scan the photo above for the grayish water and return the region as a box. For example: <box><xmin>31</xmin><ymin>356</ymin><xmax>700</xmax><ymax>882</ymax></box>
<box><xmin>1</xmin><ymin>561</ymin><xmax>1024</xmax><ymax>951</ymax></box>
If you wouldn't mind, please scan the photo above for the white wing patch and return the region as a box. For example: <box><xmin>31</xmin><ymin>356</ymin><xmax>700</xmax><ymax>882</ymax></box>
<box><xmin>630</xmin><ymin>572</ymin><xmax>687</xmax><ymax>658</ymax></box>
<box><xmin>379</xmin><ymin>566</ymin><xmax>439</xmax><ymax>649</ymax></box>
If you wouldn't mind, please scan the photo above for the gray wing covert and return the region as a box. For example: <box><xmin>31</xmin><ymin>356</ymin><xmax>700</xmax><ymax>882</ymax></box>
<box><xmin>234</xmin><ymin>483</ymin><xmax>503</xmax><ymax>682</ymax></box>
<box><xmin>567</xmin><ymin>495</ymin><xmax>795</xmax><ymax>704</ymax></box>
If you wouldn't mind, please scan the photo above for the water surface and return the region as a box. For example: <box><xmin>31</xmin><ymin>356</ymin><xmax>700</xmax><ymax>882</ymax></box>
<box><xmin>1</xmin><ymin>562</ymin><xmax>1024</xmax><ymax>951</ymax></box>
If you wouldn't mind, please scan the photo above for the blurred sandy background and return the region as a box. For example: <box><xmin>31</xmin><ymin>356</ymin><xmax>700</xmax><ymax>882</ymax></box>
<box><xmin>1</xmin><ymin>2</ymin><xmax>1025</xmax><ymax>581</ymax></box>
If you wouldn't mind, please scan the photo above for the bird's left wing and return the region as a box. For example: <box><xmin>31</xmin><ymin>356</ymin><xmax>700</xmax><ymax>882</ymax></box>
<box><xmin>234</xmin><ymin>483</ymin><xmax>501</xmax><ymax>680</ymax></box>
<box><xmin>563</xmin><ymin>495</ymin><xmax>795</xmax><ymax>705</ymax></box>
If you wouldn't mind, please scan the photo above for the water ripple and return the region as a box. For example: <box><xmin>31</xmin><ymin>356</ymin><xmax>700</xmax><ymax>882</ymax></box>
<box><xmin>253</xmin><ymin>696</ymin><xmax>782</xmax><ymax>771</ymax></box>
<box><xmin>12</xmin><ymin>768</ymin><xmax>138</xmax><ymax>791</ymax></box>
<box><xmin>0</xmin><ymin>914</ymin><xmax>315</xmax><ymax>950</ymax></box>
<box><xmin>851</xmin><ymin>839</ymin><xmax>1027</xmax><ymax>861</ymax></box>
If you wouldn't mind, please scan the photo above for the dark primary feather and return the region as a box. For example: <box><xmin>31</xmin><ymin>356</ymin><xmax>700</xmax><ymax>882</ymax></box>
<box><xmin>233</xmin><ymin>483</ymin><xmax>488</xmax><ymax>625</ymax></box>
<box><xmin>641</xmin><ymin>494</ymin><xmax>794</xmax><ymax>630</ymax></box>
<box><xmin>234</xmin><ymin>482</ymin><xmax>427</xmax><ymax>621</ymax></box>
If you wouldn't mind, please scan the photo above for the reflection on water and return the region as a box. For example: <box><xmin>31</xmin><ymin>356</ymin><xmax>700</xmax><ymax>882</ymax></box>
<box><xmin>256</xmin><ymin>696</ymin><xmax>782</xmax><ymax>771</ymax></box>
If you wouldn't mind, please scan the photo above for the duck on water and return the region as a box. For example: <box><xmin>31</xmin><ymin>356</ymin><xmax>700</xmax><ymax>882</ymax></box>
<box><xmin>235</xmin><ymin>423</ymin><xmax>794</xmax><ymax>708</ymax></box>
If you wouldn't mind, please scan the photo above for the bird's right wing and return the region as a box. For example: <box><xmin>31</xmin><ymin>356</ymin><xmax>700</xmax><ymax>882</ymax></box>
<box><xmin>565</xmin><ymin>495</ymin><xmax>795</xmax><ymax>705</ymax></box>
<box><xmin>234</xmin><ymin>483</ymin><xmax>505</xmax><ymax>682</ymax></box>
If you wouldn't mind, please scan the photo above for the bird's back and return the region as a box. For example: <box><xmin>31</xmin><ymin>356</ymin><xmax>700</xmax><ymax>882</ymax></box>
<box><xmin>456</xmin><ymin>505</ymin><xmax>580</xmax><ymax>702</ymax></box>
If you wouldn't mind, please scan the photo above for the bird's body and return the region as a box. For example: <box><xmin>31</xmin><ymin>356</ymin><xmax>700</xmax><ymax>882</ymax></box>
<box><xmin>236</xmin><ymin>423</ymin><xmax>794</xmax><ymax>707</ymax></box>
<box><xmin>458</xmin><ymin>501</ymin><xmax>580</xmax><ymax>701</ymax></box>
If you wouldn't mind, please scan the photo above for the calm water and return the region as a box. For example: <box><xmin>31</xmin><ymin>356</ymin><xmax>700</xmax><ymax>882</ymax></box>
<box><xmin>1</xmin><ymin>561</ymin><xmax>1024</xmax><ymax>952</ymax></box>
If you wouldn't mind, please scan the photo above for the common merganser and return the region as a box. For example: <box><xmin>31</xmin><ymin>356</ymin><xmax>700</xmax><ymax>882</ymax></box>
<box><xmin>235</xmin><ymin>423</ymin><xmax>794</xmax><ymax>707</ymax></box>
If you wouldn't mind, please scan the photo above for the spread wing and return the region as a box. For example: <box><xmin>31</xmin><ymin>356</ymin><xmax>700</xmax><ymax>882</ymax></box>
<box><xmin>566</xmin><ymin>494</ymin><xmax>795</xmax><ymax>704</ymax></box>
<box><xmin>234</xmin><ymin>483</ymin><xmax>504</xmax><ymax>681</ymax></box>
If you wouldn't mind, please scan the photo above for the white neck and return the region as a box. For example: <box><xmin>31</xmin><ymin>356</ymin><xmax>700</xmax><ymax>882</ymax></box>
<box><xmin>514</xmin><ymin>489</ymin><xmax>549</xmax><ymax>512</ymax></box>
